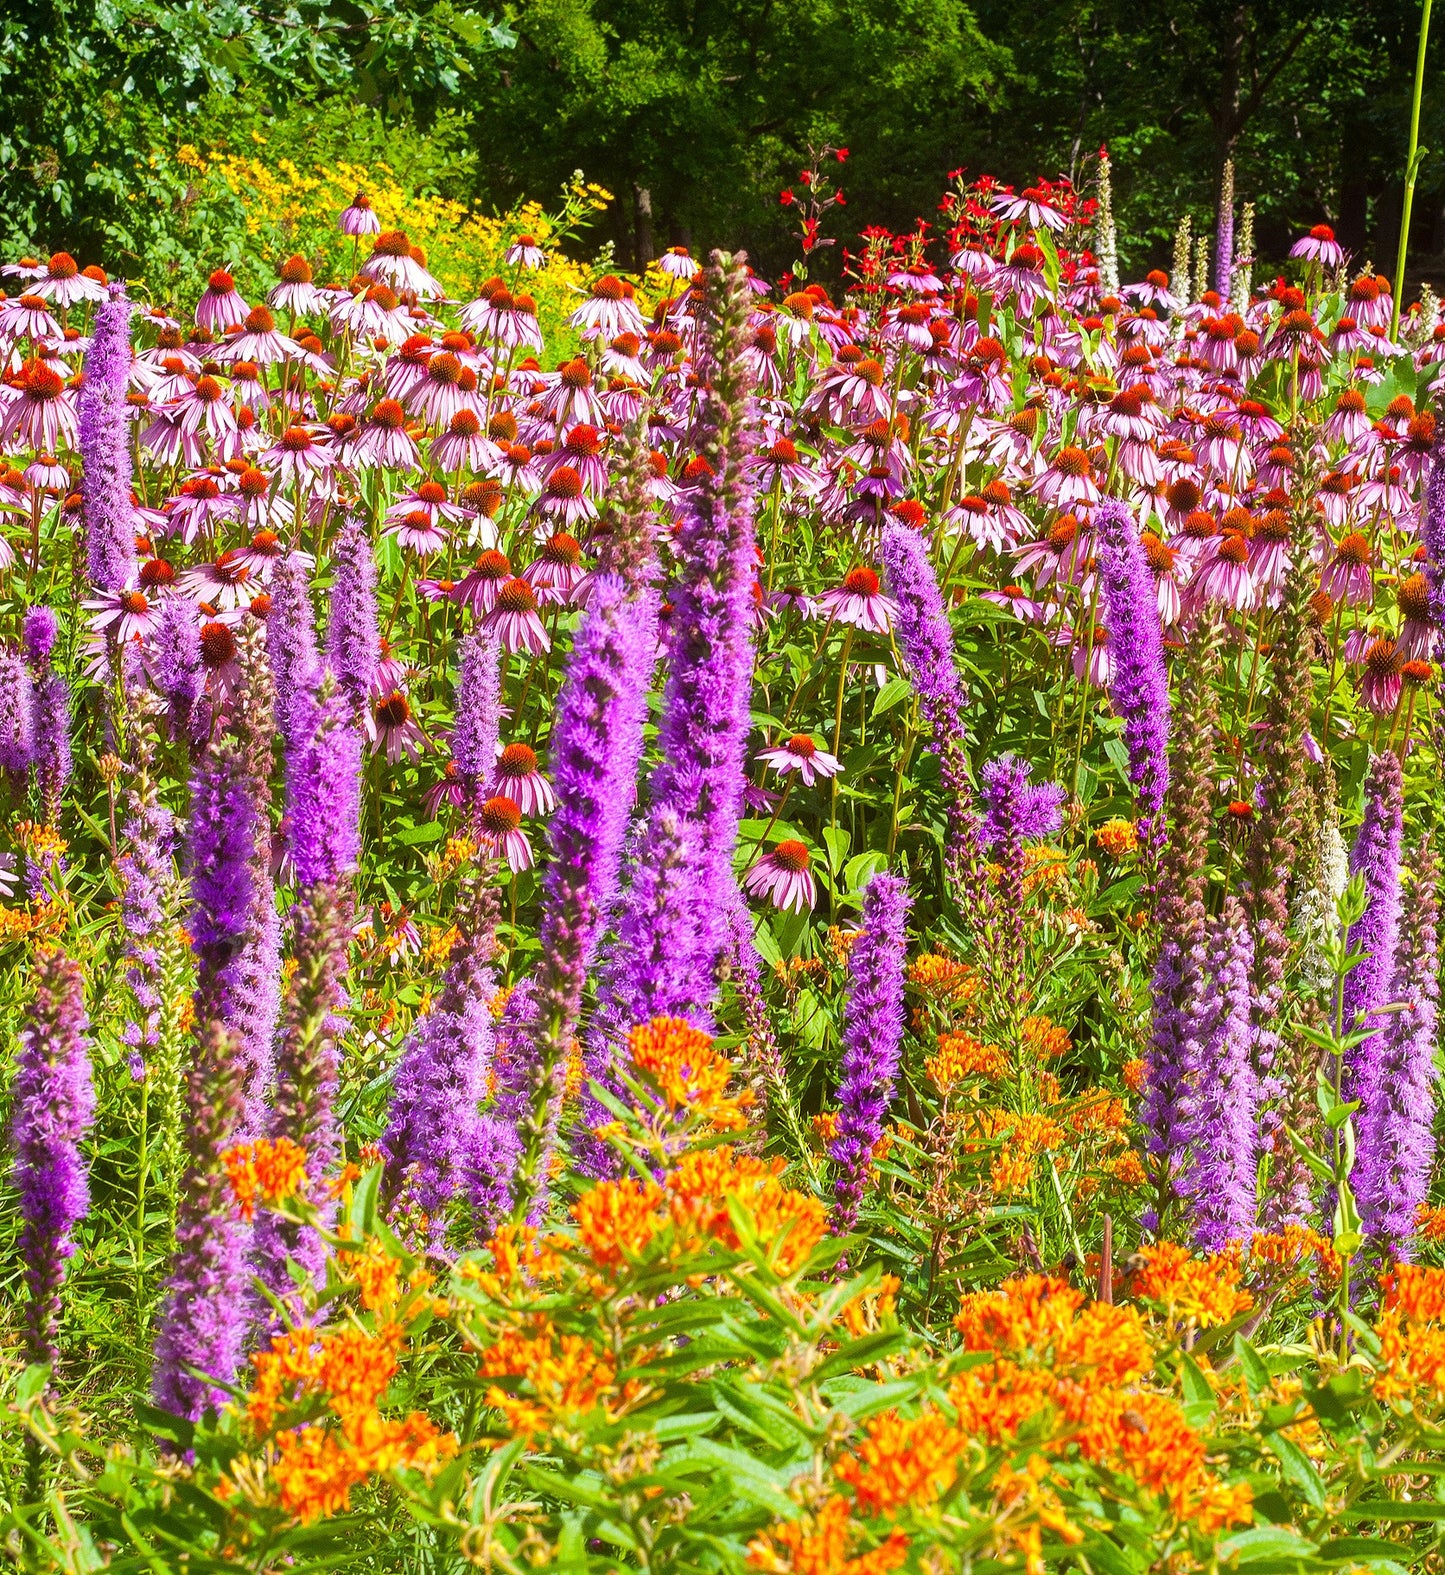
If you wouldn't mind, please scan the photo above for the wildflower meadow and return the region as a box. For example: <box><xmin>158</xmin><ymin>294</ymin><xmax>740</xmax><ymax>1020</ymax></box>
<box><xmin>13</xmin><ymin>117</ymin><xmax>1445</xmax><ymax>1573</ymax></box>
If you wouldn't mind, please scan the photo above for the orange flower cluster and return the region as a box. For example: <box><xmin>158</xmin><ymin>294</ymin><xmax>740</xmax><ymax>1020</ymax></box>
<box><xmin>478</xmin><ymin>1317</ymin><xmax>635</xmax><ymax>1441</ymax></box>
<box><xmin>222</xmin><ymin>1137</ymin><xmax>309</xmax><ymax>1221</ymax></box>
<box><xmin>1417</xmin><ymin>1204</ymin><xmax>1445</xmax><ymax>1244</ymax></box>
<box><xmin>627</xmin><ymin>1016</ymin><xmax>752</xmax><ymax>1129</ymax></box>
<box><xmin>1375</xmin><ymin>1263</ymin><xmax>1445</xmax><ymax>1404</ymax></box>
<box><xmin>926</xmin><ymin>1031</ymin><xmax>1005</xmax><ymax>1087</ymax></box>
<box><xmin>1094</xmin><ymin>817</ymin><xmax>1138</xmax><ymax>857</ymax></box>
<box><xmin>1022</xmin><ymin>845</ymin><xmax>1068</xmax><ymax>894</ymax></box>
<box><xmin>1021</xmin><ymin>1015</ymin><xmax>1072</xmax><ymax>1061</ymax></box>
<box><xmin>1247</xmin><ymin>1227</ymin><xmax>1340</xmax><ymax>1286</ymax></box>
<box><xmin>907</xmin><ymin>952</ymin><xmax>978</xmax><ymax>1006</ymax></box>
<box><xmin>959</xmin><ymin>1108</ymin><xmax>1065</xmax><ymax>1196</ymax></box>
<box><xmin>950</xmin><ymin>1276</ymin><xmax>1249</xmax><ymax>1532</ymax></box>
<box><xmin>246</xmin><ymin>1322</ymin><xmax>454</xmax><ymax>1521</ymax></box>
<box><xmin>571</xmin><ymin>1146</ymin><xmax>828</xmax><ymax>1275</ymax></box>
<box><xmin>1128</xmin><ymin>1242</ymin><xmax>1253</xmax><ymax>1328</ymax></box>
<box><xmin>747</xmin><ymin>1493</ymin><xmax>908</xmax><ymax>1575</ymax></box>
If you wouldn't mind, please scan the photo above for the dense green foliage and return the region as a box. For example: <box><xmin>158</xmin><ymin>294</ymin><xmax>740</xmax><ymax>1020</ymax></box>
<box><xmin>4</xmin><ymin>0</ymin><xmax>1445</xmax><ymax>284</ymax></box>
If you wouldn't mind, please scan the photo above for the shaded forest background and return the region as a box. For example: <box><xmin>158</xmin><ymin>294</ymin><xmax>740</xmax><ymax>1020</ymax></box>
<box><xmin>1</xmin><ymin>0</ymin><xmax>1440</xmax><ymax>284</ymax></box>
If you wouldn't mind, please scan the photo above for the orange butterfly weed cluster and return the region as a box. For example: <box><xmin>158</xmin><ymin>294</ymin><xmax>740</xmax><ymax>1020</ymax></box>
<box><xmin>626</xmin><ymin>1015</ymin><xmax>753</xmax><ymax>1130</ymax></box>
<box><xmin>245</xmin><ymin>1322</ymin><xmax>454</xmax><ymax>1521</ymax></box>
<box><xmin>222</xmin><ymin>1137</ymin><xmax>309</xmax><ymax>1221</ymax></box>
<box><xmin>1374</xmin><ymin>1263</ymin><xmax>1445</xmax><ymax>1404</ymax></box>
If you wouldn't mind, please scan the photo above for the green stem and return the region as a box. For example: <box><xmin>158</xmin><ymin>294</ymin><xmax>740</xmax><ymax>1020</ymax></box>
<box><xmin>1392</xmin><ymin>0</ymin><xmax>1434</xmax><ymax>341</ymax></box>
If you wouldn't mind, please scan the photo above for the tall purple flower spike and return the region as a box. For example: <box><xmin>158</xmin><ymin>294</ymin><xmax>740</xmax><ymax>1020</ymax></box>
<box><xmin>830</xmin><ymin>871</ymin><xmax>912</xmax><ymax>1233</ymax></box>
<box><xmin>79</xmin><ymin>288</ymin><xmax>137</xmax><ymax>596</ymax></box>
<box><xmin>1094</xmin><ymin>497</ymin><xmax>1171</xmax><ymax>849</ymax></box>
<box><xmin>1185</xmin><ymin>897</ymin><xmax>1259</xmax><ymax>1252</ymax></box>
<box><xmin>1343</xmin><ymin>751</ymin><xmax>1404</xmax><ymax>1117</ymax></box>
<box><xmin>10</xmin><ymin>947</ymin><xmax>95</xmax><ymax>1368</ymax></box>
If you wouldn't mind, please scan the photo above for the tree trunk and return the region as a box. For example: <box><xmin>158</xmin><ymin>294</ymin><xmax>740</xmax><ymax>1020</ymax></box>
<box><xmin>633</xmin><ymin>184</ymin><xmax>654</xmax><ymax>272</ymax></box>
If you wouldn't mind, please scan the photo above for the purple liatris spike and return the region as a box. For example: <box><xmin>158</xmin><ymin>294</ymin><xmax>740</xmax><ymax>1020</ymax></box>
<box><xmin>1342</xmin><ymin>751</ymin><xmax>1403</xmax><ymax>1115</ymax></box>
<box><xmin>1358</xmin><ymin>839</ymin><xmax>1439</xmax><ymax>1261</ymax></box>
<box><xmin>1094</xmin><ymin>498</ymin><xmax>1171</xmax><ymax>848</ymax></box>
<box><xmin>23</xmin><ymin>610</ymin><xmax>70</xmax><ymax>823</ymax></box>
<box><xmin>979</xmin><ymin>755</ymin><xmax>1065</xmax><ymax>850</ymax></box>
<box><xmin>152</xmin><ymin>1022</ymin><xmax>249</xmax><ymax>1422</ymax></box>
<box><xmin>830</xmin><ymin>871</ymin><xmax>912</xmax><ymax>1233</ymax></box>
<box><xmin>880</xmin><ymin>518</ymin><xmax>984</xmax><ymax>900</ymax></box>
<box><xmin>643</xmin><ymin>252</ymin><xmax>758</xmax><ymax>1021</ymax></box>
<box><xmin>382</xmin><ymin>870</ymin><xmax>500</xmax><ymax>1239</ymax></box>
<box><xmin>451</xmin><ymin>629</ymin><xmax>503</xmax><ymax>811</ymax></box>
<box><xmin>1422</xmin><ymin>438</ymin><xmax>1445</xmax><ymax>628</ymax></box>
<box><xmin>327</xmin><ymin>514</ymin><xmax>380</xmax><ymax>714</ymax></box>
<box><xmin>10</xmin><ymin>946</ymin><xmax>95</xmax><ymax>1368</ymax></box>
<box><xmin>266</xmin><ymin>553</ymin><xmax>322</xmax><ymax>756</ymax></box>
<box><xmin>118</xmin><ymin>695</ymin><xmax>174</xmax><ymax>1077</ymax></box>
<box><xmin>153</xmin><ymin>593</ymin><xmax>204</xmax><ymax>741</ymax></box>
<box><xmin>1185</xmin><ymin>896</ymin><xmax>1259</xmax><ymax>1251</ymax></box>
<box><xmin>0</xmin><ymin>644</ymin><xmax>35</xmax><ymax>773</ymax></box>
<box><xmin>79</xmin><ymin>288</ymin><xmax>137</xmax><ymax>596</ymax></box>
<box><xmin>511</xmin><ymin>574</ymin><xmax>656</xmax><ymax>1199</ymax></box>
<box><xmin>289</xmin><ymin>688</ymin><xmax>363</xmax><ymax>890</ymax></box>
<box><xmin>1214</xmin><ymin>160</ymin><xmax>1235</xmax><ymax>300</ymax></box>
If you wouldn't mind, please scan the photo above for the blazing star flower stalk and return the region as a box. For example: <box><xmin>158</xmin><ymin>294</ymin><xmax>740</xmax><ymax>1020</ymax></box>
<box><xmin>1141</xmin><ymin>627</ymin><xmax>1219</xmax><ymax>1226</ymax></box>
<box><xmin>1095</xmin><ymin>148</ymin><xmax>1119</xmax><ymax>293</ymax></box>
<box><xmin>151</xmin><ymin>1020</ymin><xmax>249</xmax><ymax>1422</ymax></box>
<box><xmin>153</xmin><ymin>592</ymin><xmax>204</xmax><ymax>743</ymax></box>
<box><xmin>1094</xmin><ymin>498</ymin><xmax>1171</xmax><ymax>851</ymax></box>
<box><xmin>383</xmin><ymin>639</ymin><xmax>502</xmax><ymax>1234</ymax></box>
<box><xmin>10</xmin><ymin>946</ymin><xmax>95</xmax><ymax>1368</ymax></box>
<box><xmin>1185</xmin><ymin>897</ymin><xmax>1259</xmax><ymax>1252</ymax></box>
<box><xmin>451</xmin><ymin>629</ymin><xmax>504</xmax><ymax>816</ymax></box>
<box><xmin>979</xmin><ymin>754</ymin><xmax>1064</xmax><ymax>988</ymax></box>
<box><xmin>118</xmin><ymin>685</ymin><xmax>175</xmax><ymax>1080</ymax></box>
<box><xmin>0</xmin><ymin>643</ymin><xmax>35</xmax><ymax>774</ymax></box>
<box><xmin>1214</xmin><ymin>158</ymin><xmax>1235</xmax><ymax>301</ymax></box>
<box><xmin>641</xmin><ymin>251</ymin><xmax>759</xmax><ymax>1022</ymax></box>
<box><xmin>1342</xmin><ymin>751</ymin><xmax>1404</xmax><ymax>1116</ymax></box>
<box><xmin>1358</xmin><ymin>839</ymin><xmax>1439</xmax><ymax>1262</ymax></box>
<box><xmin>880</xmin><ymin>518</ymin><xmax>984</xmax><ymax>904</ymax></box>
<box><xmin>512</xmin><ymin>573</ymin><xmax>657</xmax><ymax>1201</ymax></box>
<box><xmin>267</xmin><ymin>553</ymin><xmax>322</xmax><ymax>758</ymax></box>
<box><xmin>1244</xmin><ymin>554</ymin><xmax>1316</xmax><ymax>1224</ymax></box>
<box><xmin>225</xmin><ymin>627</ymin><xmax>281</xmax><ymax>1139</ymax></box>
<box><xmin>1232</xmin><ymin>200</ymin><xmax>1255</xmax><ymax>315</ymax></box>
<box><xmin>258</xmin><ymin>683</ymin><xmax>363</xmax><ymax>1309</ymax></box>
<box><xmin>1423</xmin><ymin>439</ymin><xmax>1445</xmax><ymax>629</ymax></box>
<box><xmin>79</xmin><ymin>288</ymin><xmax>136</xmax><ymax>596</ymax></box>
<box><xmin>24</xmin><ymin>608</ymin><xmax>70</xmax><ymax>823</ymax></box>
<box><xmin>1171</xmin><ymin>214</ymin><xmax>1193</xmax><ymax>304</ymax></box>
<box><xmin>381</xmin><ymin>873</ymin><xmax>501</xmax><ymax>1241</ymax></box>
<box><xmin>830</xmin><ymin>871</ymin><xmax>912</xmax><ymax>1233</ymax></box>
<box><xmin>327</xmin><ymin>514</ymin><xmax>380</xmax><ymax>715</ymax></box>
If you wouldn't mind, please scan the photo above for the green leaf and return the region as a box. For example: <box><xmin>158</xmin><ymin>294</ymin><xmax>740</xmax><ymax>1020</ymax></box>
<box><xmin>395</xmin><ymin>820</ymin><xmax>446</xmax><ymax>845</ymax></box>
<box><xmin>871</xmin><ymin>676</ymin><xmax>912</xmax><ymax>717</ymax></box>
<box><xmin>822</xmin><ymin>825</ymin><xmax>850</xmax><ymax>872</ymax></box>
<box><xmin>1217</xmin><ymin>1526</ymin><xmax>1318</xmax><ymax>1562</ymax></box>
<box><xmin>1233</xmin><ymin>1334</ymin><xmax>1271</xmax><ymax>1397</ymax></box>
<box><xmin>1263</xmin><ymin>1432</ymin><xmax>1325</xmax><ymax>1509</ymax></box>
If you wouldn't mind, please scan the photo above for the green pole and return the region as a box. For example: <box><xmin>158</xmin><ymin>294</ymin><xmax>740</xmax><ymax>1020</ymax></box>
<box><xmin>1392</xmin><ymin>0</ymin><xmax>1434</xmax><ymax>340</ymax></box>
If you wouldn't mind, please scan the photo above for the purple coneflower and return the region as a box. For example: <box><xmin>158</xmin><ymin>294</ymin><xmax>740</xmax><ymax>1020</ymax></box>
<box><xmin>483</xmin><ymin>578</ymin><xmax>552</xmax><ymax>655</ymax></box>
<box><xmin>490</xmin><ymin>741</ymin><xmax>557</xmax><ymax>815</ymax></box>
<box><xmin>830</xmin><ymin>871</ymin><xmax>912</xmax><ymax>1233</ymax></box>
<box><xmin>10</xmin><ymin>946</ymin><xmax>95</xmax><ymax>1367</ymax></box>
<box><xmin>816</xmin><ymin>566</ymin><xmax>897</xmax><ymax>633</ymax></box>
<box><xmin>743</xmin><ymin>839</ymin><xmax>818</xmax><ymax>913</ymax></box>
<box><xmin>756</xmin><ymin>733</ymin><xmax>841</xmax><ymax>786</ymax></box>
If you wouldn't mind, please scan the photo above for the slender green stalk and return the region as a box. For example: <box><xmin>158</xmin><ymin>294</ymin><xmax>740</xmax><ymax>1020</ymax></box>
<box><xmin>1392</xmin><ymin>0</ymin><xmax>1435</xmax><ymax>340</ymax></box>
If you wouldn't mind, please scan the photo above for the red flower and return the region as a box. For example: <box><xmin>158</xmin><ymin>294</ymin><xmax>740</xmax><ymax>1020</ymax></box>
<box><xmin>836</xmin><ymin>191</ymin><xmax>847</xmax><ymax>206</ymax></box>
<box><xmin>779</xmin><ymin>189</ymin><xmax>795</xmax><ymax>207</ymax></box>
<box><xmin>799</xmin><ymin>170</ymin><xmax>814</xmax><ymax>186</ymax></box>
<box><xmin>836</xmin><ymin>147</ymin><xmax>850</xmax><ymax>162</ymax></box>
